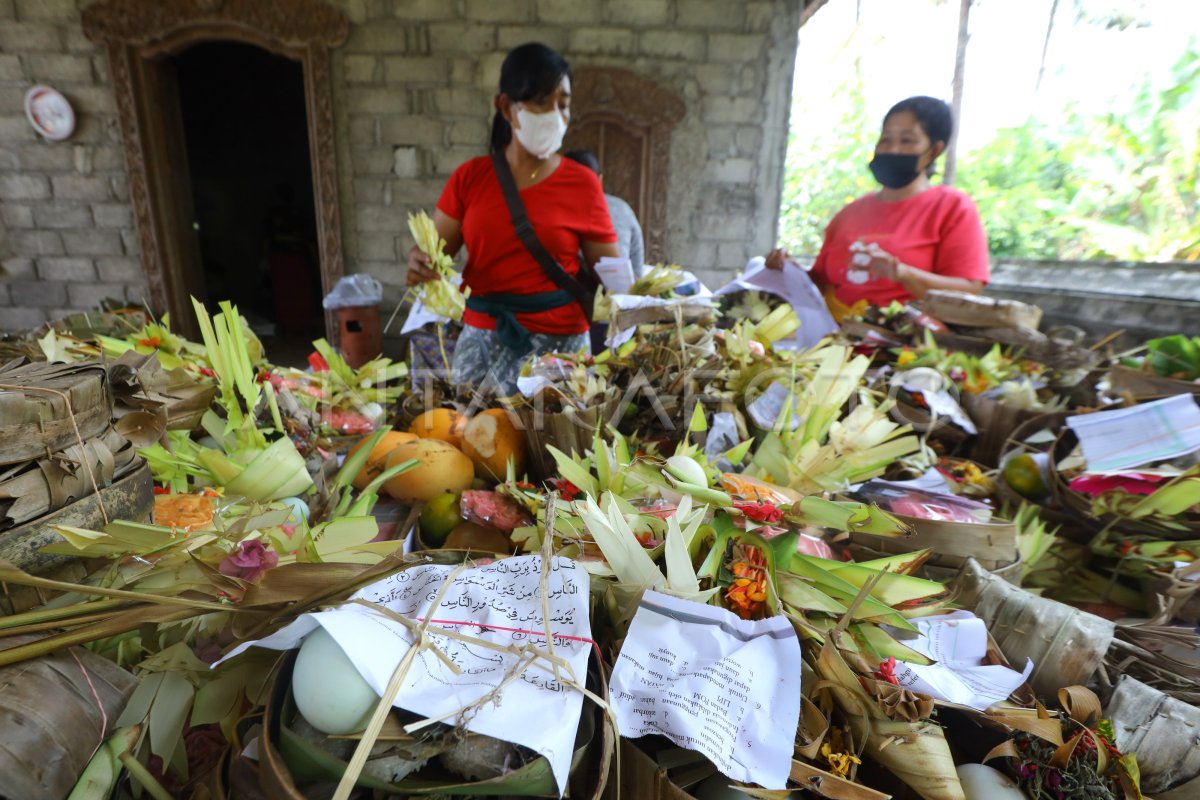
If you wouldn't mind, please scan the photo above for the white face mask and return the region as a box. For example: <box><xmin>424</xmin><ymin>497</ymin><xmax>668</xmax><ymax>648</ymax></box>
<box><xmin>513</xmin><ymin>106</ymin><xmax>567</xmax><ymax>160</ymax></box>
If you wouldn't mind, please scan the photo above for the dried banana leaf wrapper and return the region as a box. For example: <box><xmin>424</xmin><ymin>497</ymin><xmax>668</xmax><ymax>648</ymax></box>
<box><xmin>921</xmin><ymin>290</ymin><xmax>1042</xmax><ymax>330</ymax></box>
<box><xmin>1105</xmin><ymin>675</ymin><xmax>1200</xmax><ymax>794</ymax></box>
<box><xmin>516</xmin><ymin>395</ymin><xmax>623</xmax><ymax>482</ymax></box>
<box><xmin>0</xmin><ymin>633</ymin><xmax>137</xmax><ymax>800</ymax></box>
<box><xmin>107</xmin><ymin>349</ymin><xmax>216</xmax><ymax>433</ymax></box>
<box><xmin>0</xmin><ymin>426</ymin><xmax>140</xmax><ymax>530</ymax></box>
<box><xmin>960</xmin><ymin>393</ymin><xmax>1042</xmax><ymax>469</ymax></box>
<box><xmin>1108</xmin><ymin>364</ymin><xmax>1200</xmax><ymax>401</ymax></box>
<box><xmin>0</xmin><ymin>359</ymin><xmax>112</xmax><ymax>465</ymax></box>
<box><xmin>955</xmin><ymin>558</ymin><xmax>1115</xmax><ymax>699</ymax></box>
<box><xmin>0</xmin><ymin>462</ymin><xmax>153</xmax><ymax>574</ymax></box>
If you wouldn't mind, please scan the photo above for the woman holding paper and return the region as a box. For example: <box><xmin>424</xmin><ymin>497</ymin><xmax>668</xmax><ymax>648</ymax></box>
<box><xmin>767</xmin><ymin>96</ymin><xmax>989</xmax><ymax>310</ymax></box>
<box><xmin>405</xmin><ymin>43</ymin><xmax>619</xmax><ymax>394</ymax></box>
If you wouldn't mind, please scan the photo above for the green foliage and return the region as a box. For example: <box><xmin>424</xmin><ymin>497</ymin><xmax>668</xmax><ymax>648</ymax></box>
<box><xmin>778</xmin><ymin>66</ymin><xmax>877</xmax><ymax>255</ymax></box>
<box><xmin>956</xmin><ymin>121</ymin><xmax>1088</xmax><ymax>259</ymax></box>
<box><xmin>780</xmin><ymin>42</ymin><xmax>1200</xmax><ymax>263</ymax></box>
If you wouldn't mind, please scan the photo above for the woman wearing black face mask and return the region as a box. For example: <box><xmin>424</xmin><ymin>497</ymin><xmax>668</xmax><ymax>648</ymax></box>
<box><xmin>767</xmin><ymin>96</ymin><xmax>988</xmax><ymax>312</ymax></box>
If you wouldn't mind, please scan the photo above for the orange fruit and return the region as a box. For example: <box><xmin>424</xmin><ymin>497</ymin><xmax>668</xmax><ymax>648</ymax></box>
<box><xmin>1002</xmin><ymin>453</ymin><xmax>1049</xmax><ymax>500</ymax></box>
<box><xmin>383</xmin><ymin>439</ymin><xmax>474</xmax><ymax>504</ymax></box>
<box><xmin>408</xmin><ymin>408</ymin><xmax>467</xmax><ymax>449</ymax></box>
<box><xmin>347</xmin><ymin>431</ymin><xmax>418</xmax><ymax>491</ymax></box>
<box><xmin>418</xmin><ymin>492</ymin><xmax>462</xmax><ymax>548</ymax></box>
<box><xmin>461</xmin><ymin>409</ymin><xmax>527</xmax><ymax>482</ymax></box>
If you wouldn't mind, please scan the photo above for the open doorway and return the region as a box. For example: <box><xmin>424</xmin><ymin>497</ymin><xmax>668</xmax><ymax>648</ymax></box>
<box><xmin>82</xmin><ymin>0</ymin><xmax>349</xmax><ymax>357</ymax></box>
<box><xmin>173</xmin><ymin>42</ymin><xmax>323</xmax><ymax>361</ymax></box>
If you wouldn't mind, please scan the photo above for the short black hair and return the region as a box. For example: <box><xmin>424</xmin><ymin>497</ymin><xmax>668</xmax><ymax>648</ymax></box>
<box><xmin>490</xmin><ymin>43</ymin><xmax>572</xmax><ymax>152</ymax></box>
<box><xmin>564</xmin><ymin>149</ymin><xmax>601</xmax><ymax>175</ymax></box>
<box><xmin>884</xmin><ymin>96</ymin><xmax>953</xmax><ymax>176</ymax></box>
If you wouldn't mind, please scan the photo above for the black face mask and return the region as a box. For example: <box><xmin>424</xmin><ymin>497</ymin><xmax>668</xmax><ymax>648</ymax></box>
<box><xmin>869</xmin><ymin>152</ymin><xmax>924</xmax><ymax>189</ymax></box>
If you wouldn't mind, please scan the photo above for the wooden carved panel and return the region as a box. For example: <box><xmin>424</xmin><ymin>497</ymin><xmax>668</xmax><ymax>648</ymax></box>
<box><xmin>82</xmin><ymin>0</ymin><xmax>347</xmax><ymax>339</ymax></box>
<box><xmin>564</xmin><ymin>68</ymin><xmax>685</xmax><ymax>265</ymax></box>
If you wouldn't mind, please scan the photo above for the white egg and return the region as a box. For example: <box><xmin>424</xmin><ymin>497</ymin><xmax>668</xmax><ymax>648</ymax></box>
<box><xmin>956</xmin><ymin>763</ymin><xmax>1027</xmax><ymax>799</ymax></box>
<box><xmin>279</xmin><ymin>496</ymin><xmax>310</xmax><ymax>524</ymax></box>
<box><xmin>292</xmin><ymin>627</ymin><xmax>379</xmax><ymax>734</ymax></box>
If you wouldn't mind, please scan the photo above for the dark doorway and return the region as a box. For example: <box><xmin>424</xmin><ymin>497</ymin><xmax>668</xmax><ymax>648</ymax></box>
<box><xmin>172</xmin><ymin>42</ymin><xmax>323</xmax><ymax>355</ymax></box>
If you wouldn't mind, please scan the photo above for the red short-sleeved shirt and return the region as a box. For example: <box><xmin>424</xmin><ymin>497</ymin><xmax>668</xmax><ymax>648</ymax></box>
<box><xmin>811</xmin><ymin>185</ymin><xmax>990</xmax><ymax>307</ymax></box>
<box><xmin>437</xmin><ymin>155</ymin><xmax>617</xmax><ymax>335</ymax></box>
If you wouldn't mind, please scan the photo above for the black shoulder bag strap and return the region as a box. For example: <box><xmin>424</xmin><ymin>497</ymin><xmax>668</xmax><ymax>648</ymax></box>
<box><xmin>490</xmin><ymin>149</ymin><xmax>597</xmax><ymax>321</ymax></box>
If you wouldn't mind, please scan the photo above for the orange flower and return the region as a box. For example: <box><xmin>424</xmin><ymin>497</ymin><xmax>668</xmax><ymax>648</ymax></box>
<box><xmin>138</xmin><ymin>335</ymin><xmax>162</xmax><ymax>348</ymax></box>
<box><xmin>725</xmin><ymin>549</ymin><xmax>769</xmax><ymax>620</ymax></box>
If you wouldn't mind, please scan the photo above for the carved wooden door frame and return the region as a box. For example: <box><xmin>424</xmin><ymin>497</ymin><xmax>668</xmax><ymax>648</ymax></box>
<box><xmin>82</xmin><ymin>0</ymin><xmax>348</xmax><ymax>340</ymax></box>
<box><xmin>566</xmin><ymin>67</ymin><xmax>685</xmax><ymax>264</ymax></box>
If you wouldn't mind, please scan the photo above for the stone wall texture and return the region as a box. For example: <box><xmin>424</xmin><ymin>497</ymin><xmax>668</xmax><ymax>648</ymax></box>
<box><xmin>987</xmin><ymin>259</ymin><xmax>1200</xmax><ymax>346</ymax></box>
<box><xmin>0</xmin><ymin>0</ymin><xmax>803</xmax><ymax>333</ymax></box>
<box><xmin>0</xmin><ymin>0</ymin><xmax>142</xmax><ymax>331</ymax></box>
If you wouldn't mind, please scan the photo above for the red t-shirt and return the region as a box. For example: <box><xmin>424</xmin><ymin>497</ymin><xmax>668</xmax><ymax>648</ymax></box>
<box><xmin>437</xmin><ymin>155</ymin><xmax>617</xmax><ymax>335</ymax></box>
<box><xmin>811</xmin><ymin>185</ymin><xmax>990</xmax><ymax>307</ymax></box>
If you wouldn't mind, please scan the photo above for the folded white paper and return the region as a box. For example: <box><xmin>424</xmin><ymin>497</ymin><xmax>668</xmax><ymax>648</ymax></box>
<box><xmin>595</xmin><ymin>257</ymin><xmax>635</xmax><ymax>294</ymax></box>
<box><xmin>888</xmin><ymin>610</ymin><xmax>1033</xmax><ymax>711</ymax></box>
<box><xmin>715</xmin><ymin>258</ymin><xmax>837</xmax><ymax>349</ymax></box>
<box><xmin>610</xmin><ymin>591</ymin><xmax>801</xmax><ymax>790</ymax></box>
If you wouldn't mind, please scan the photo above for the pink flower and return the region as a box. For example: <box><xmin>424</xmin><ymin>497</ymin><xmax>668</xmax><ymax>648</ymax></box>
<box><xmin>218</xmin><ymin>540</ymin><xmax>278</xmax><ymax>583</ymax></box>
<box><xmin>1069</xmin><ymin>473</ymin><xmax>1164</xmax><ymax>497</ymax></box>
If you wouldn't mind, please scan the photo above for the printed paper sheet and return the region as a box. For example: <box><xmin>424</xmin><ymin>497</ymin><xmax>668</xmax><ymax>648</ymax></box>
<box><xmin>1066</xmin><ymin>394</ymin><xmax>1200</xmax><ymax>472</ymax></box>
<box><xmin>609</xmin><ymin>591</ymin><xmax>801</xmax><ymax>789</ymax></box>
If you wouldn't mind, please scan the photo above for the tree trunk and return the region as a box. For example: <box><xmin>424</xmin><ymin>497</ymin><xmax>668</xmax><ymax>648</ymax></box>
<box><xmin>944</xmin><ymin>0</ymin><xmax>972</xmax><ymax>186</ymax></box>
<box><xmin>1036</xmin><ymin>0</ymin><xmax>1062</xmax><ymax>93</ymax></box>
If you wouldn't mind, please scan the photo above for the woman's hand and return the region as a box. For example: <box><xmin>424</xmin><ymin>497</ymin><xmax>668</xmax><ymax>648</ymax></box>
<box><xmin>865</xmin><ymin>250</ymin><xmax>905</xmax><ymax>283</ymax></box>
<box><xmin>765</xmin><ymin>248</ymin><xmax>792</xmax><ymax>271</ymax></box>
<box><xmin>405</xmin><ymin>245</ymin><xmax>438</xmax><ymax>286</ymax></box>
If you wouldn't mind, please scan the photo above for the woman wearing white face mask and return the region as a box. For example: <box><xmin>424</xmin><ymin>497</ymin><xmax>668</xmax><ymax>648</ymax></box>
<box><xmin>406</xmin><ymin>43</ymin><xmax>619</xmax><ymax>395</ymax></box>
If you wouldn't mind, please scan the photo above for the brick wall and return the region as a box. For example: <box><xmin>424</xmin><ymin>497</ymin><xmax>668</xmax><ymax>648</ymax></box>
<box><xmin>0</xmin><ymin>0</ymin><xmax>145</xmax><ymax>331</ymax></box>
<box><xmin>334</xmin><ymin>0</ymin><xmax>803</xmax><ymax>315</ymax></box>
<box><xmin>0</xmin><ymin>0</ymin><xmax>802</xmax><ymax>333</ymax></box>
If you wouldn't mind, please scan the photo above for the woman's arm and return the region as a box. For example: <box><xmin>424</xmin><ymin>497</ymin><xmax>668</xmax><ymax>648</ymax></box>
<box><xmin>405</xmin><ymin>209</ymin><xmax>464</xmax><ymax>286</ymax></box>
<box><xmin>581</xmin><ymin>239</ymin><xmax>620</xmax><ymax>268</ymax></box>
<box><xmin>865</xmin><ymin>253</ymin><xmax>982</xmax><ymax>298</ymax></box>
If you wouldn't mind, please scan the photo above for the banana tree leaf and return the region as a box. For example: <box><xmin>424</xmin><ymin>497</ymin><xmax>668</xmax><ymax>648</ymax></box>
<box><xmin>785</xmin><ymin>560</ymin><xmax>918</xmax><ymax>631</ymax></box>
<box><xmin>811</xmin><ymin>559</ymin><xmax>947</xmax><ymax>606</ymax></box>
<box><xmin>849</xmin><ymin>622</ymin><xmax>934</xmax><ymax>666</ymax></box>
<box><xmin>778</xmin><ymin>572</ymin><xmax>849</xmax><ymax>616</ymax></box>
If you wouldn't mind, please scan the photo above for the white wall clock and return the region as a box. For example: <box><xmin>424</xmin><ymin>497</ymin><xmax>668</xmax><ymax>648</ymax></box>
<box><xmin>24</xmin><ymin>85</ymin><xmax>76</xmax><ymax>141</ymax></box>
